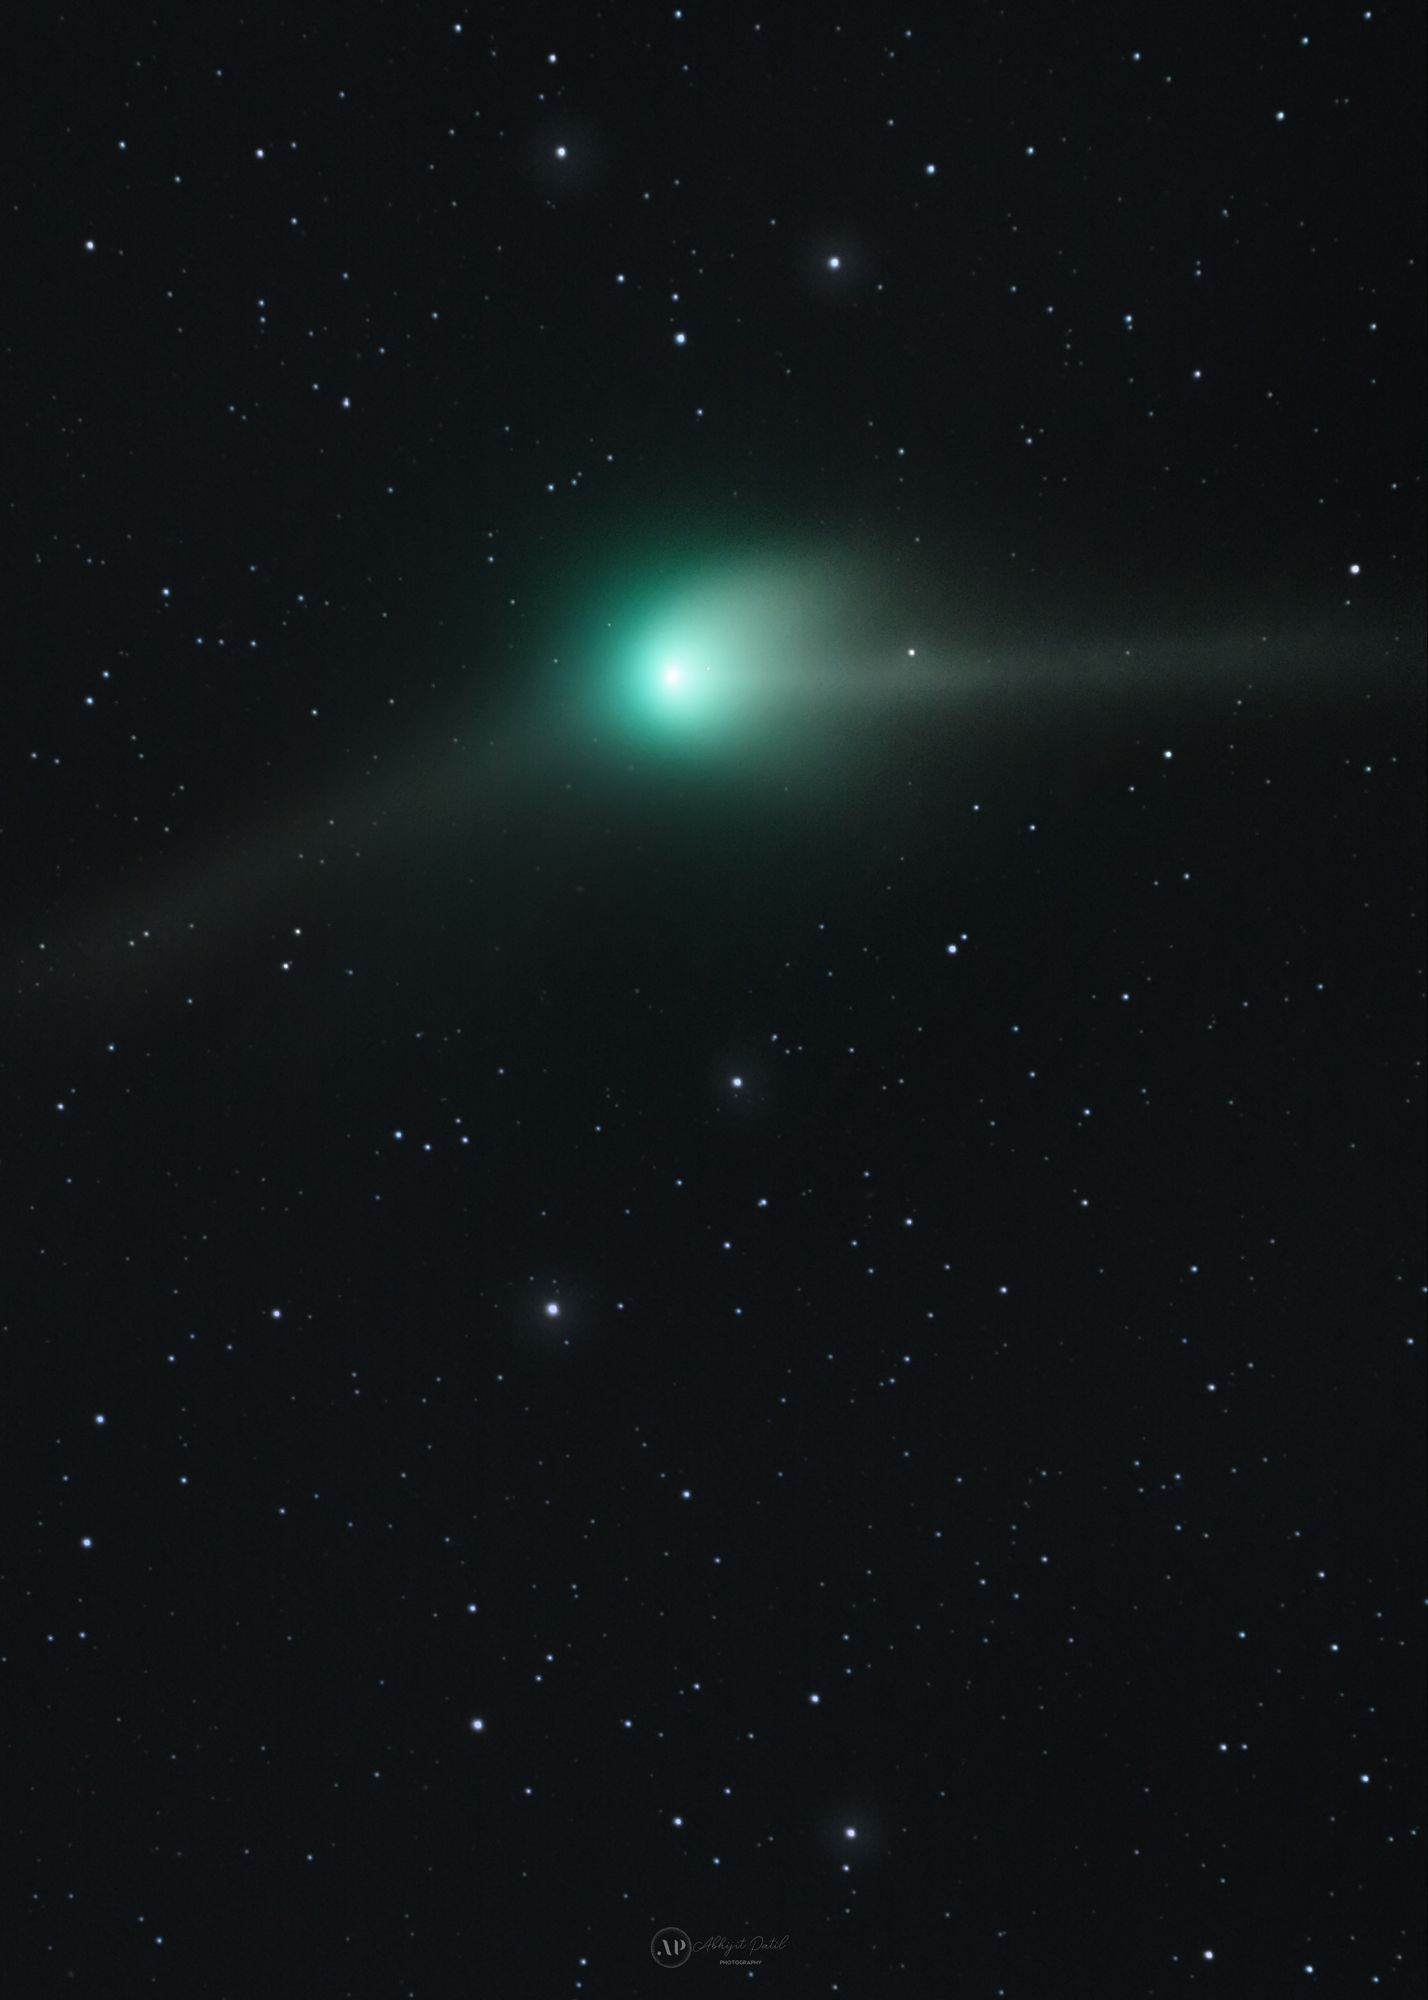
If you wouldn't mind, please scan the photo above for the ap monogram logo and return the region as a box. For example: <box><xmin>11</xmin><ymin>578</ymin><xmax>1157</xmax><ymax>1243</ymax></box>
<box><xmin>650</xmin><ymin>1925</ymin><xmax>692</xmax><ymax>1968</ymax></box>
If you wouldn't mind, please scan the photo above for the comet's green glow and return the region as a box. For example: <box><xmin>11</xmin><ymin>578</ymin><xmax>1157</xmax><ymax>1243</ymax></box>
<box><xmin>39</xmin><ymin>499</ymin><xmax>1420</xmax><ymax>1000</ymax></box>
<box><xmin>603</xmin><ymin>557</ymin><xmax>792</xmax><ymax>751</ymax></box>
<box><xmin>538</xmin><ymin>521</ymin><xmax>1377</xmax><ymax>791</ymax></box>
<box><xmin>573</xmin><ymin>541</ymin><xmax>932</xmax><ymax>766</ymax></box>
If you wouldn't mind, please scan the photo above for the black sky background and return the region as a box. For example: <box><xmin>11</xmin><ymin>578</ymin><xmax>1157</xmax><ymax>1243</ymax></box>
<box><xmin>5</xmin><ymin>4</ymin><xmax>1426</xmax><ymax>1996</ymax></box>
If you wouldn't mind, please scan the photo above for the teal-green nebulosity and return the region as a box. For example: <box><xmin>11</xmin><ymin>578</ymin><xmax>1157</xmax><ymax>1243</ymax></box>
<box><xmin>593</xmin><ymin>554</ymin><xmax>807</xmax><ymax>755</ymax></box>
<box><xmin>574</xmin><ymin>542</ymin><xmax>920</xmax><ymax>767</ymax></box>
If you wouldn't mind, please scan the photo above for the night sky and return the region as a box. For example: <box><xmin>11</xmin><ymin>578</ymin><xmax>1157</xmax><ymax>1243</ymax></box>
<box><xmin>8</xmin><ymin>4</ymin><xmax>1426</xmax><ymax>1994</ymax></box>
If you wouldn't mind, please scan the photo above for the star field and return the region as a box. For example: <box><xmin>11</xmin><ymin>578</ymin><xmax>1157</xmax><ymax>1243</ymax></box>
<box><xmin>6</xmin><ymin>4</ymin><xmax>1426</xmax><ymax>1995</ymax></box>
